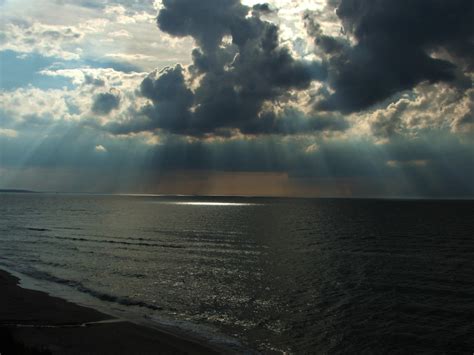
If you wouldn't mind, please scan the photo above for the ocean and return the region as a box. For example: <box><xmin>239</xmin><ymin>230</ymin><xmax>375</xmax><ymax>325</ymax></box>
<box><xmin>1</xmin><ymin>193</ymin><xmax>473</xmax><ymax>353</ymax></box>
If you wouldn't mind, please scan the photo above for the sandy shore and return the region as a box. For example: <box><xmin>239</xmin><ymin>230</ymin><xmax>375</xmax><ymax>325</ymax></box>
<box><xmin>0</xmin><ymin>270</ymin><xmax>221</xmax><ymax>354</ymax></box>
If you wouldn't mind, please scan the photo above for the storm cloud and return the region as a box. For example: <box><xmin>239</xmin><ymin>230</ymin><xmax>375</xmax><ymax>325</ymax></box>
<box><xmin>306</xmin><ymin>0</ymin><xmax>474</xmax><ymax>113</ymax></box>
<box><xmin>127</xmin><ymin>0</ymin><xmax>333</xmax><ymax>136</ymax></box>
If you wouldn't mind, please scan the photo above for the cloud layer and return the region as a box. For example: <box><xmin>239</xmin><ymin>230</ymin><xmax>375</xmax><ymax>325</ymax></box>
<box><xmin>305</xmin><ymin>0</ymin><xmax>473</xmax><ymax>113</ymax></box>
<box><xmin>122</xmin><ymin>0</ymin><xmax>335</xmax><ymax>136</ymax></box>
<box><xmin>1</xmin><ymin>0</ymin><xmax>473</xmax><ymax>196</ymax></box>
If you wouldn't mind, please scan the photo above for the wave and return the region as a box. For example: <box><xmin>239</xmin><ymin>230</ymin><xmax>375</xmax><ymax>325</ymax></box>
<box><xmin>41</xmin><ymin>235</ymin><xmax>186</xmax><ymax>249</ymax></box>
<box><xmin>27</xmin><ymin>227</ymin><xmax>51</xmax><ymax>232</ymax></box>
<box><xmin>25</xmin><ymin>269</ymin><xmax>164</xmax><ymax>312</ymax></box>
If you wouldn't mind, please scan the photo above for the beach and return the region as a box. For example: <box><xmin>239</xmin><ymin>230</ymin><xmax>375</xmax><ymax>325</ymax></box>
<box><xmin>0</xmin><ymin>270</ymin><xmax>219</xmax><ymax>354</ymax></box>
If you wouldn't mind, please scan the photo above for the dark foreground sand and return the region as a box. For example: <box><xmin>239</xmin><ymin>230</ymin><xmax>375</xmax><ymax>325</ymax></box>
<box><xmin>0</xmin><ymin>270</ymin><xmax>220</xmax><ymax>354</ymax></box>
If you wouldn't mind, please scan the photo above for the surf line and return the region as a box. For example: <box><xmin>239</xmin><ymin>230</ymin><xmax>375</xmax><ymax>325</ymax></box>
<box><xmin>0</xmin><ymin>318</ymin><xmax>123</xmax><ymax>329</ymax></box>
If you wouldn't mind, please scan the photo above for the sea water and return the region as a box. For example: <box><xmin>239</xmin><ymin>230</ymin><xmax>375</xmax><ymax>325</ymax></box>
<box><xmin>0</xmin><ymin>193</ymin><xmax>473</xmax><ymax>353</ymax></box>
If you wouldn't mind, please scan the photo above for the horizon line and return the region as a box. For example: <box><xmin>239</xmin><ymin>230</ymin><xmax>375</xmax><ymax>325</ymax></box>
<box><xmin>1</xmin><ymin>189</ymin><xmax>473</xmax><ymax>201</ymax></box>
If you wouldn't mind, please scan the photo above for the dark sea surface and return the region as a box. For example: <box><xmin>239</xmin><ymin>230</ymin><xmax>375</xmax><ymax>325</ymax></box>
<box><xmin>1</xmin><ymin>193</ymin><xmax>473</xmax><ymax>353</ymax></box>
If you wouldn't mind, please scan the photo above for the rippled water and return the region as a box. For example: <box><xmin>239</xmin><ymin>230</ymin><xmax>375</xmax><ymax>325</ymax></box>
<box><xmin>1</xmin><ymin>193</ymin><xmax>473</xmax><ymax>353</ymax></box>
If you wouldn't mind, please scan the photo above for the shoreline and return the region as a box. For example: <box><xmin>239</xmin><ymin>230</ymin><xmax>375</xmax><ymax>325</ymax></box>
<box><xmin>0</xmin><ymin>269</ymin><xmax>224</xmax><ymax>354</ymax></box>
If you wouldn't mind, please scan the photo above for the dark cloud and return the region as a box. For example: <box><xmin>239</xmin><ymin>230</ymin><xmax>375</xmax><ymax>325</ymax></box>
<box><xmin>127</xmin><ymin>0</ymin><xmax>334</xmax><ymax>136</ymax></box>
<box><xmin>306</xmin><ymin>0</ymin><xmax>474</xmax><ymax>113</ymax></box>
<box><xmin>140</xmin><ymin>65</ymin><xmax>194</xmax><ymax>132</ymax></box>
<box><xmin>84</xmin><ymin>75</ymin><xmax>105</xmax><ymax>87</ymax></box>
<box><xmin>92</xmin><ymin>91</ymin><xmax>121</xmax><ymax>115</ymax></box>
<box><xmin>252</xmin><ymin>3</ymin><xmax>275</xmax><ymax>15</ymax></box>
<box><xmin>157</xmin><ymin>0</ymin><xmax>249</xmax><ymax>52</ymax></box>
<box><xmin>241</xmin><ymin>109</ymin><xmax>348</xmax><ymax>135</ymax></box>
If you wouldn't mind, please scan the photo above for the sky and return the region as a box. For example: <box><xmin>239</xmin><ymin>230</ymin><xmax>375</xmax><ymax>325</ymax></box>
<box><xmin>0</xmin><ymin>0</ymin><xmax>473</xmax><ymax>197</ymax></box>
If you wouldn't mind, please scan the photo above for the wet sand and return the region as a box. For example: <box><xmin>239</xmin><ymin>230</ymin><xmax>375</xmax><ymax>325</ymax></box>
<box><xmin>0</xmin><ymin>270</ymin><xmax>220</xmax><ymax>354</ymax></box>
